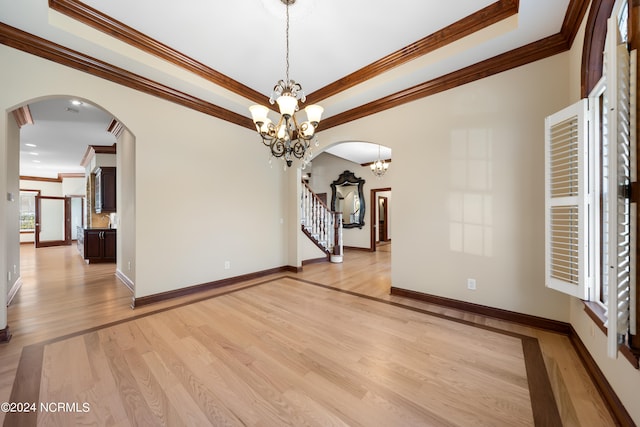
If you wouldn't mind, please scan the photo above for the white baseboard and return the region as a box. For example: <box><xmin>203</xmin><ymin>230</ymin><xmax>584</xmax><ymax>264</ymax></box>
<box><xmin>115</xmin><ymin>269</ymin><xmax>134</xmax><ymax>294</ymax></box>
<box><xmin>7</xmin><ymin>277</ymin><xmax>23</xmax><ymax>306</ymax></box>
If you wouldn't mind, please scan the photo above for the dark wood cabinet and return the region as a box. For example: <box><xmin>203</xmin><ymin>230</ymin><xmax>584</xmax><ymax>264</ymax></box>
<box><xmin>95</xmin><ymin>167</ymin><xmax>116</xmax><ymax>213</ymax></box>
<box><xmin>81</xmin><ymin>229</ymin><xmax>116</xmax><ymax>263</ymax></box>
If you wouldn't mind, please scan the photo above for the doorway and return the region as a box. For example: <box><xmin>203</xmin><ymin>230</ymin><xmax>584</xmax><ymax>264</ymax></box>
<box><xmin>35</xmin><ymin>195</ymin><xmax>71</xmax><ymax>247</ymax></box>
<box><xmin>370</xmin><ymin>187</ymin><xmax>391</xmax><ymax>251</ymax></box>
<box><xmin>378</xmin><ymin>196</ymin><xmax>389</xmax><ymax>242</ymax></box>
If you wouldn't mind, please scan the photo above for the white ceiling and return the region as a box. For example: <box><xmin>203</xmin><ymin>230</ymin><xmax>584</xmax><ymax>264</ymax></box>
<box><xmin>19</xmin><ymin>98</ymin><xmax>115</xmax><ymax>177</ymax></box>
<box><xmin>1</xmin><ymin>0</ymin><xmax>571</xmax><ymax>177</ymax></box>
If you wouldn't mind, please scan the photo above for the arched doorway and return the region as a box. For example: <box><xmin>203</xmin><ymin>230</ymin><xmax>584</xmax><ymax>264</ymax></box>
<box><xmin>305</xmin><ymin>140</ymin><xmax>392</xmax><ymax>253</ymax></box>
<box><xmin>4</xmin><ymin>94</ymin><xmax>136</xmax><ymax>321</ymax></box>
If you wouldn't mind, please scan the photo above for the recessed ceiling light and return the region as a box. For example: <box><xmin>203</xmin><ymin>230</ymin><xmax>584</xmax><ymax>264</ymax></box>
<box><xmin>28</xmin><ymin>152</ymin><xmax>38</xmax><ymax>156</ymax></box>
<box><xmin>71</xmin><ymin>100</ymin><xmax>83</xmax><ymax>106</ymax></box>
<box><xmin>25</xmin><ymin>143</ymin><xmax>37</xmax><ymax>147</ymax></box>
<box><xmin>32</xmin><ymin>160</ymin><xmax>40</xmax><ymax>163</ymax></box>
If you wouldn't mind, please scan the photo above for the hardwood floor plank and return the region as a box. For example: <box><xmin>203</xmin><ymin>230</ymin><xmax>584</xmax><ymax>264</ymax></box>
<box><xmin>98</xmin><ymin>327</ymin><xmax>160</xmax><ymax>426</ymax></box>
<box><xmin>0</xmin><ymin>245</ymin><xmax>618</xmax><ymax>426</ymax></box>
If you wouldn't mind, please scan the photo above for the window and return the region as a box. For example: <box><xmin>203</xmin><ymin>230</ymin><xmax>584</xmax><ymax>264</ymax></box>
<box><xmin>545</xmin><ymin>0</ymin><xmax>636</xmax><ymax>360</ymax></box>
<box><xmin>19</xmin><ymin>190</ymin><xmax>38</xmax><ymax>232</ymax></box>
<box><xmin>544</xmin><ymin>101</ymin><xmax>590</xmax><ymax>300</ymax></box>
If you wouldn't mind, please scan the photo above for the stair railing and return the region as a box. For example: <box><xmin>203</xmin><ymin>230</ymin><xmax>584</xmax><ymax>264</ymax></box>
<box><xmin>301</xmin><ymin>181</ymin><xmax>343</xmax><ymax>262</ymax></box>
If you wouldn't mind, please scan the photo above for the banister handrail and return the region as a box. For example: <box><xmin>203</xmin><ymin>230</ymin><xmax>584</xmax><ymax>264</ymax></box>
<box><xmin>302</xmin><ymin>180</ymin><xmax>333</xmax><ymax>212</ymax></box>
<box><xmin>300</xmin><ymin>179</ymin><xmax>343</xmax><ymax>263</ymax></box>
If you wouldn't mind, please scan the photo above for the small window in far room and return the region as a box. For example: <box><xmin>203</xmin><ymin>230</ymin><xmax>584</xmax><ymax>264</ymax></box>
<box><xmin>19</xmin><ymin>190</ymin><xmax>39</xmax><ymax>232</ymax></box>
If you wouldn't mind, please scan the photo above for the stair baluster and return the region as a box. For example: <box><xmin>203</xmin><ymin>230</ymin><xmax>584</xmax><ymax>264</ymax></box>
<box><xmin>301</xmin><ymin>181</ymin><xmax>343</xmax><ymax>263</ymax></box>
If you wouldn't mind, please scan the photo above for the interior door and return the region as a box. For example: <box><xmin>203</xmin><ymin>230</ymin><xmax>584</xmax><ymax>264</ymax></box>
<box><xmin>35</xmin><ymin>196</ymin><xmax>72</xmax><ymax>248</ymax></box>
<box><xmin>378</xmin><ymin>196</ymin><xmax>388</xmax><ymax>242</ymax></box>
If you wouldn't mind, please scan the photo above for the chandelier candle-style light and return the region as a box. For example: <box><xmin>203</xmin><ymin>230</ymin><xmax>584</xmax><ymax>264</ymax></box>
<box><xmin>249</xmin><ymin>0</ymin><xmax>323</xmax><ymax>169</ymax></box>
<box><xmin>371</xmin><ymin>144</ymin><xmax>389</xmax><ymax>178</ymax></box>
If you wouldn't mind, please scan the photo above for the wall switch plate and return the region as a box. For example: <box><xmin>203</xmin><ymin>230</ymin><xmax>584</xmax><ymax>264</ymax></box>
<box><xmin>224</xmin><ymin>261</ymin><xmax>231</xmax><ymax>270</ymax></box>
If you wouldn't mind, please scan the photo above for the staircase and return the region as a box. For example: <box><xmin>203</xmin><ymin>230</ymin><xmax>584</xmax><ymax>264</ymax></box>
<box><xmin>301</xmin><ymin>181</ymin><xmax>343</xmax><ymax>263</ymax></box>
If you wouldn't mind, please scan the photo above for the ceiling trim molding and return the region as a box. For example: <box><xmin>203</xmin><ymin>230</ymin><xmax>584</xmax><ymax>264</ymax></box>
<box><xmin>11</xmin><ymin>105</ymin><xmax>34</xmax><ymax>128</ymax></box>
<box><xmin>1</xmin><ymin>0</ymin><xmax>589</xmax><ymax>133</ymax></box>
<box><xmin>307</xmin><ymin>0</ymin><xmax>519</xmax><ymax>104</ymax></box>
<box><xmin>79</xmin><ymin>143</ymin><xmax>117</xmax><ymax>167</ymax></box>
<box><xmin>361</xmin><ymin>159</ymin><xmax>392</xmax><ymax>168</ymax></box>
<box><xmin>48</xmin><ymin>0</ymin><xmax>267</xmax><ymax>106</ymax></box>
<box><xmin>0</xmin><ymin>22</ymin><xmax>254</xmax><ymax>131</ymax></box>
<box><xmin>580</xmin><ymin>0</ymin><xmax>615</xmax><ymax>97</ymax></box>
<box><xmin>20</xmin><ymin>175</ymin><xmax>63</xmax><ymax>183</ymax></box>
<box><xmin>58</xmin><ymin>173</ymin><xmax>85</xmax><ymax>178</ymax></box>
<box><xmin>320</xmin><ymin>0</ymin><xmax>588</xmax><ymax>130</ymax></box>
<box><xmin>106</xmin><ymin>119</ymin><xmax>124</xmax><ymax>139</ymax></box>
<box><xmin>49</xmin><ymin>0</ymin><xmax>520</xmax><ymax>108</ymax></box>
<box><xmin>320</xmin><ymin>33</ymin><xmax>569</xmax><ymax>129</ymax></box>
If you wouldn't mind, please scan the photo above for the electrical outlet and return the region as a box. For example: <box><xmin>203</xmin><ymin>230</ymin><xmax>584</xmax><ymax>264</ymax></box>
<box><xmin>467</xmin><ymin>278</ymin><xmax>476</xmax><ymax>290</ymax></box>
<box><xmin>7</xmin><ymin>271</ymin><xmax>11</xmax><ymax>282</ymax></box>
<box><xmin>224</xmin><ymin>261</ymin><xmax>231</xmax><ymax>270</ymax></box>
<box><xmin>127</xmin><ymin>261</ymin><xmax>131</xmax><ymax>271</ymax></box>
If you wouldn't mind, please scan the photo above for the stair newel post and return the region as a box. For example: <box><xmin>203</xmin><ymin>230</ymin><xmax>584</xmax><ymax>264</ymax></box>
<box><xmin>331</xmin><ymin>211</ymin><xmax>344</xmax><ymax>263</ymax></box>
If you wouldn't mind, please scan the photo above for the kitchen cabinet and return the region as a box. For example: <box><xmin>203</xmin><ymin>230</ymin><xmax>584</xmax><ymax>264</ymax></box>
<box><xmin>81</xmin><ymin>229</ymin><xmax>116</xmax><ymax>263</ymax></box>
<box><xmin>95</xmin><ymin>167</ymin><xmax>116</xmax><ymax>213</ymax></box>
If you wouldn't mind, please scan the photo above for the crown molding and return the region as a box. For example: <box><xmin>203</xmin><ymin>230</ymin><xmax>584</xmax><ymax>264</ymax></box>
<box><xmin>20</xmin><ymin>175</ymin><xmax>63</xmax><ymax>183</ymax></box>
<box><xmin>11</xmin><ymin>105</ymin><xmax>34</xmax><ymax>128</ymax></box>
<box><xmin>48</xmin><ymin>0</ymin><xmax>267</xmax><ymax>107</ymax></box>
<box><xmin>320</xmin><ymin>0</ymin><xmax>588</xmax><ymax>130</ymax></box>
<box><xmin>79</xmin><ymin>143</ymin><xmax>117</xmax><ymax>168</ymax></box>
<box><xmin>106</xmin><ymin>119</ymin><xmax>124</xmax><ymax>138</ymax></box>
<box><xmin>320</xmin><ymin>32</ymin><xmax>570</xmax><ymax>130</ymax></box>
<box><xmin>307</xmin><ymin>0</ymin><xmax>520</xmax><ymax>105</ymax></box>
<box><xmin>1</xmin><ymin>0</ymin><xmax>589</xmax><ymax>132</ymax></box>
<box><xmin>0</xmin><ymin>22</ymin><xmax>254</xmax><ymax>131</ymax></box>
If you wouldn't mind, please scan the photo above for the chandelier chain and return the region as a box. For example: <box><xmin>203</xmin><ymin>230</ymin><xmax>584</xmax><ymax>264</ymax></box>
<box><xmin>248</xmin><ymin>0</ymin><xmax>324</xmax><ymax>169</ymax></box>
<box><xmin>285</xmin><ymin>1</ymin><xmax>290</xmax><ymax>83</ymax></box>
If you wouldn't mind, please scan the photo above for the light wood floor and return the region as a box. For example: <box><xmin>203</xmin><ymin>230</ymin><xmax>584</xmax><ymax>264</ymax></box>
<box><xmin>0</xmin><ymin>244</ymin><xmax>617</xmax><ymax>426</ymax></box>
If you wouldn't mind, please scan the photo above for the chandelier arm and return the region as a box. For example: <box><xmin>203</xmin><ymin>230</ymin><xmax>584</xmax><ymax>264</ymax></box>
<box><xmin>270</xmin><ymin>139</ymin><xmax>286</xmax><ymax>158</ymax></box>
<box><xmin>248</xmin><ymin>0</ymin><xmax>322</xmax><ymax>169</ymax></box>
<box><xmin>290</xmin><ymin>139</ymin><xmax>308</xmax><ymax>159</ymax></box>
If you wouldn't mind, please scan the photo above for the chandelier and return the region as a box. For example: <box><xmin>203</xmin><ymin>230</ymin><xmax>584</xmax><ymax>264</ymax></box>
<box><xmin>249</xmin><ymin>0</ymin><xmax>323</xmax><ymax>169</ymax></box>
<box><xmin>370</xmin><ymin>144</ymin><xmax>389</xmax><ymax>178</ymax></box>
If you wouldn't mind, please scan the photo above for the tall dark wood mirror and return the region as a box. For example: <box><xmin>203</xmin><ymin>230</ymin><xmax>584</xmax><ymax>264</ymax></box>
<box><xmin>331</xmin><ymin>170</ymin><xmax>365</xmax><ymax>229</ymax></box>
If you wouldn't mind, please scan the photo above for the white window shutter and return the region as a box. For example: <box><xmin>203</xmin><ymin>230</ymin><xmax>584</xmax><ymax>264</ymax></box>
<box><xmin>545</xmin><ymin>99</ymin><xmax>591</xmax><ymax>299</ymax></box>
<box><xmin>605</xmin><ymin>12</ymin><xmax>636</xmax><ymax>357</ymax></box>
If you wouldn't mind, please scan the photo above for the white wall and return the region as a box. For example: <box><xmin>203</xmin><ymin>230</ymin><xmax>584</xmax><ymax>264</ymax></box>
<box><xmin>0</xmin><ymin>44</ymin><xmax>289</xmax><ymax>315</ymax></box>
<box><xmin>0</xmin><ymin>107</ymin><xmax>7</xmax><ymax>329</ymax></box>
<box><xmin>317</xmin><ymin>53</ymin><xmax>571</xmax><ymax>322</ymax></box>
<box><xmin>116</xmin><ymin>128</ymin><xmax>135</xmax><ymax>288</ymax></box>
<box><xmin>5</xmin><ymin>115</ymin><xmax>20</xmax><ymax>310</ymax></box>
<box><xmin>61</xmin><ymin>177</ymin><xmax>85</xmax><ymax>196</ymax></box>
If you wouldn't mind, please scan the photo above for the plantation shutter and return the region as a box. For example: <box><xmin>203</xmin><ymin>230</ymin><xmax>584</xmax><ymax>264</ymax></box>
<box><xmin>545</xmin><ymin>100</ymin><xmax>591</xmax><ymax>299</ymax></box>
<box><xmin>604</xmin><ymin>13</ymin><xmax>637</xmax><ymax>357</ymax></box>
